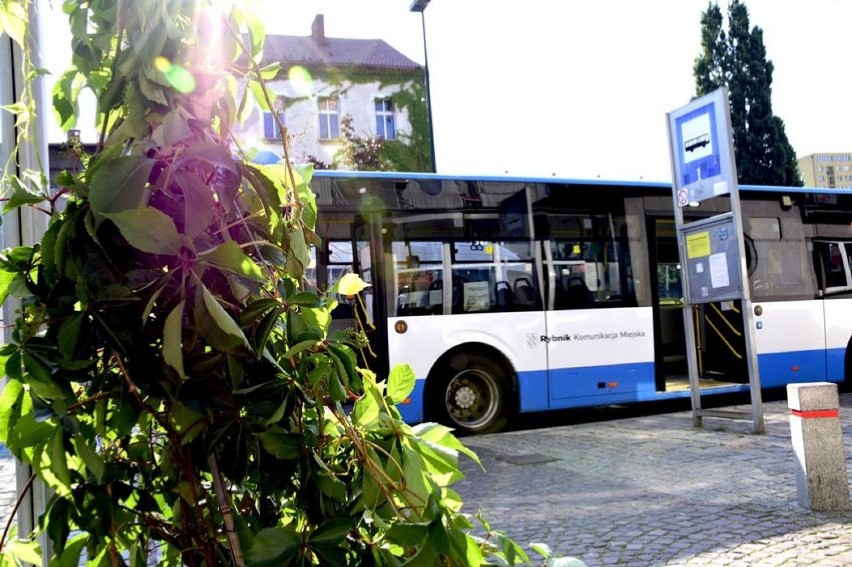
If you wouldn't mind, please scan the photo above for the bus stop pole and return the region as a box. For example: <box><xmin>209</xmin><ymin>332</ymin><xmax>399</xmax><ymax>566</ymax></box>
<box><xmin>682</xmin><ymin>304</ymin><xmax>703</xmax><ymax>428</ymax></box>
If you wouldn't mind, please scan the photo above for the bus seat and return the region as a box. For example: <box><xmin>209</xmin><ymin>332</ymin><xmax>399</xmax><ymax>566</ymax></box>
<box><xmin>495</xmin><ymin>281</ymin><xmax>513</xmax><ymax>311</ymax></box>
<box><xmin>564</xmin><ymin>277</ymin><xmax>594</xmax><ymax>308</ymax></box>
<box><xmin>513</xmin><ymin>278</ymin><xmax>537</xmax><ymax>308</ymax></box>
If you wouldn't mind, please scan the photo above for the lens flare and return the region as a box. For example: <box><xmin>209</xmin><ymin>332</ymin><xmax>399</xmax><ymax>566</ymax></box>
<box><xmin>154</xmin><ymin>56</ymin><xmax>197</xmax><ymax>94</ymax></box>
<box><xmin>288</xmin><ymin>65</ymin><xmax>313</xmax><ymax>97</ymax></box>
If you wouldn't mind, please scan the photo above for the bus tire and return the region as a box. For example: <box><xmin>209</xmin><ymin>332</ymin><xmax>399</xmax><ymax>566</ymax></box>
<box><xmin>431</xmin><ymin>351</ymin><xmax>511</xmax><ymax>435</ymax></box>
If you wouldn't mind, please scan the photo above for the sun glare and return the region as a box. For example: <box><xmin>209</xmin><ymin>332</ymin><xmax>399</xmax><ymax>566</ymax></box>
<box><xmin>288</xmin><ymin>65</ymin><xmax>313</xmax><ymax>97</ymax></box>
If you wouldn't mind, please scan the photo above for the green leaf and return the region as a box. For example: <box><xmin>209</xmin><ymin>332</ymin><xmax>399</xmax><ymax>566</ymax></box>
<box><xmin>254</xmin><ymin>308</ymin><xmax>280</xmax><ymax>356</ymax></box>
<box><xmin>257</xmin><ymin>430</ymin><xmax>301</xmax><ymax>460</ymax></box>
<box><xmin>353</xmin><ymin>389</ymin><xmax>381</xmax><ymax>427</ymax></box>
<box><xmin>385</xmin><ymin>522</ymin><xmax>430</xmax><ymax>547</ymax></box>
<box><xmin>52</xmin><ymin>69</ymin><xmax>82</xmax><ymax>130</ymax></box>
<box><xmin>281</xmin><ymin>339</ymin><xmax>318</xmax><ymax>359</ymax></box>
<box><xmin>287</xmin><ymin>291</ymin><xmax>322</xmax><ymax>307</ymax></box>
<box><xmin>333</xmin><ymin>273</ymin><xmax>370</xmax><ymax>296</ymax></box>
<box><xmin>57</xmin><ymin>314</ymin><xmax>84</xmax><ymax>363</ymax></box>
<box><xmin>22</xmin><ymin>352</ymin><xmax>72</xmax><ymax>402</ymax></box>
<box><xmin>55</xmin><ymin>533</ymin><xmax>87</xmax><ymax>567</ymax></box>
<box><xmin>401</xmin><ymin>446</ymin><xmax>430</xmax><ymax>507</ymax></box>
<box><xmin>248</xmin><ymin>80</ymin><xmax>272</xmax><ymax>112</ymax></box>
<box><xmin>245</xmin><ymin>526</ymin><xmax>299</xmax><ymax>567</ymax></box>
<box><xmin>0</xmin><ymin>1</ymin><xmax>27</xmax><ymax>46</ymax></box>
<box><xmin>239</xmin><ymin>163</ymin><xmax>282</xmax><ymax>225</ymax></box>
<box><xmin>199</xmin><ymin>241</ymin><xmax>265</xmax><ymax>282</ymax></box>
<box><xmin>0</xmin><ymin>379</ymin><xmax>24</xmax><ymax>443</ymax></box>
<box><xmin>199</xmin><ymin>284</ymin><xmax>251</xmax><ymax>352</ymax></box>
<box><xmin>88</xmin><ymin>156</ymin><xmax>154</xmax><ymax>216</ymax></box>
<box><xmin>174</xmin><ymin>169</ymin><xmax>214</xmax><ymax>238</ymax></box>
<box><xmin>299</xmin><ymin>303</ymin><xmax>332</xmax><ymax>337</ymax></box>
<box><xmin>295</xmin><ymin>167</ymin><xmax>318</xmax><ymax>229</ymax></box>
<box><xmin>284</xmin><ymin>225</ymin><xmax>309</xmax><ymax>279</ymax></box>
<box><xmin>239</xmin><ymin>298</ymin><xmax>280</xmax><ymax>325</ymax></box>
<box><xmin>5</xmin><ymin>538</ymin><xmax>42</xmax><ymax>566</ymax></box>
<box><xmin>104</xmin><ymin>208</ymin><xmax>182</xmax><ymax>255</ymax></box>
<box><xmin>242</xmin><ymin>11</ymin><xmax>266</xmax><ymax>58</ymax></box>
<box><xmin>177</xmin><ymin>142</ymin><xmax>239</xmax><ymax>176</ymax></box>
<box><xmin>73</xmin><ymin>434</ymin><xmax>105</xmax><ymax>483</ymax></box>
<box><xmin>328</xmin><ymin>343</ymin><xmax>356</xmax><ymax>388</ymax></box>
<box><xmin>3</xmin><ymin>176</ymin><xmax>46</xmax><ymax>212</ymax></box>
<box><xmin>171</xmin><ymin>402</ymin><xmax>206</xmax><ymax>445</ymax></box>
<box><xmin>51</xmin><ymin>428</ymin><xmax>71</xmax><ymax>492</ymax></box>
<box><xmin>448</xmin><ymin>531</ymin><xmax>486</xmax><ymax>567</ymax></box>
<box><xmin>412</xmin><ymin>422</ymin><xmax>481</xmax><ymax>468</ymax></box>
<box><xmin>163</xmin><ymin>301</ymin><xmax>185</xmax><ymax>379</ymax></box>
<box><xmin>386</xmin><ymin>363</ymin><xmax>415</xmax><ymax>405</ymax></box>
<box><xmin>316</xmin><ymin>472</ymin><xmax>347</xmax><ymax>501</ymax></box>
<box><xmin>327</xmin><ymin>370</ymin><xmax>347</xmax><ymax>402</ymax></box>
<box><xmin>0</xmin><ymin>262</ymin><xmax>21</xmax><ymax>306</ymax></box>
<box><xmin>258</xmin><ymin>62</ymin><xmax>281</xmax><ymax>81</ymax></box>
<box><xmin>156</xmin><ymin>108</ymin><xmax>193</xmax><ymax>147</ymax></box>
<box><xmin>310</xmin><ymin>518</ymin><xmax>356</xmax><ymax>546</ymax></box>
<box><xmin>45</xmin><ymin>496</ymin><xmax>70</xmax><ymax>555</ymax></box>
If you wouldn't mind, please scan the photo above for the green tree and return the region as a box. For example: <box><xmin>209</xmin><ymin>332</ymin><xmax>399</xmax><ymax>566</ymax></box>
<box><xmin>693</xmin><ymin>1</ymin><xmax>803</xmax><ymax>186</ymax></box>
<box><xmin>0</xmin><ymin>1</ymin><xmax>543</xmax><ymax>565</ymax></box>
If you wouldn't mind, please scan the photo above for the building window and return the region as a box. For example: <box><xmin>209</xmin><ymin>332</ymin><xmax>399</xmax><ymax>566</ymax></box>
<box><xmin>318</xmin><ymin>97</ymin><xmax>340</xmax><ymax>139</ymax></box>
<box><xmin>263</xmin><ymin>97</ymin><xmax>286</xmax><ymax>140</ymax></box>
<box><xmin>375</xmin><ymin>98</ymin><xmax>396</xmax><ymax>140</ymax></box>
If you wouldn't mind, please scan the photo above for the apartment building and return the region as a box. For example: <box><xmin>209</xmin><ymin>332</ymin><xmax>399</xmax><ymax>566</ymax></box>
<box><xmin>797</xmin><ymin>153</ymin><xmax>852</xmax><ymax>189</ymax></box>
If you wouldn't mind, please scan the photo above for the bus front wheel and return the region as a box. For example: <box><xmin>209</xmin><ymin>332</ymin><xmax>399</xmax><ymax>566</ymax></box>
<box><xmin>432</xmin><ymin>353</ymin><xmax>510</xmax><ymax>435</ymax></box>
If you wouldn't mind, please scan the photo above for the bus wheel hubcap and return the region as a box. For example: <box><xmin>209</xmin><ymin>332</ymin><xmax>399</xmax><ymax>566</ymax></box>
<box><xmin>455</xmin><ymin>386</ymin><xmax>476</xmax><ymax>409</ymax></box>
<box><xmin>446</xmin><ymin>368</ymin><xmax>499</xmax><ymax>429</ymax></box>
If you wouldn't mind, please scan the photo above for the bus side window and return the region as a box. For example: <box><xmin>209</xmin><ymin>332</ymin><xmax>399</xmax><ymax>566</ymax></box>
<box><xmin>815</xmin><ymin>241</ymin><xmax>851</xmax><ymax>293</ymax></box>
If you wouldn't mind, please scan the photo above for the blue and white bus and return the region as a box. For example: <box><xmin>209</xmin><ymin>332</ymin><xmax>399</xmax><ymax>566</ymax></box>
<box><xmin>308</xmin><ymin>171</ymin><xmax>852</xmax><ymax>434</ymax></box>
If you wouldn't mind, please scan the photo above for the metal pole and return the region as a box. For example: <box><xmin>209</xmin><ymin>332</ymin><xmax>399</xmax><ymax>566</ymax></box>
<box><xmin>411</xmin><ymin>0</ymin><xmax>436</xmax><ymax>172</ymax></box>
<box><xmin>419</xmin><ymin>10</ymin><xmax>436</xmax><ymax>172</ymax></box>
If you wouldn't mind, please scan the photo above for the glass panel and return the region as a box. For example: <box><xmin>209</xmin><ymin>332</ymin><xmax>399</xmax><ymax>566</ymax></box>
<box><xmin>452</xmin><ymin>241</ymin><xmax>537</xmax><ymax>313</ymax></box>
<box><xmin>657</xmin><ymin>263</ymin><xmax>683</xmax><ymax>301</ymax></box>
<box><xmin>547</xmin><ymin>213</ymin><xmax>633</xmax><ymax>309</ymax></box>
<box><xmin>393</xmin><ymin>241</ymin><xmax>443</xmax><ymax>316</ymax></box>
<box><xmin>846</xmin><ymin>243</ymin><xmax>852</xmax><ymax>276</ymax></box>
<box><xmin>385</xmin><ymin>115</ymin><xmax>395</xmax><ymax>139</ymax></box>
<box><xmin>329</xmin><ymin>241</ymin><xmax>353</xmax><ymax>263</ymax></box>
<box><xmin>391</xmin><ymin>240</ymin><xmax>538</xmax><ymax>315</ymax></box>
<box><xmin>823</xmin><ymin>243</ymin><xmax>847</xmax><ymax>289</ymax></box>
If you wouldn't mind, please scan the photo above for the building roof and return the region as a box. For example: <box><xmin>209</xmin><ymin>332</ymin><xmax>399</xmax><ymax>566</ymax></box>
<box><xmin>261</xmin><ymin>15</ymin><xmax>421</xmax><ymax>72</ymax></box>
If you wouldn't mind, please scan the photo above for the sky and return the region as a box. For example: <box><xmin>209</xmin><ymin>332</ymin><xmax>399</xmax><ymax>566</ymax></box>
<box><xmin>42</xmin><ymin>0</ymin><xmax>852</xmax><ymax>184</ymax></box>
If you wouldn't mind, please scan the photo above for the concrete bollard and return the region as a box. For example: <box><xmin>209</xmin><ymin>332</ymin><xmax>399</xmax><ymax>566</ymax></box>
<box><xmin>787</xmin><ymin>382</ymin><xmax>851</xmax><ymax>511</ymax></box>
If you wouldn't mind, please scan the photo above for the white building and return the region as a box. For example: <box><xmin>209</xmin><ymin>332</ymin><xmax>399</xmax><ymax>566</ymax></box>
<box><xmin>237</xmin><ymin>15</ymin><xmax>430</xmax><ymax>170</ymax></box>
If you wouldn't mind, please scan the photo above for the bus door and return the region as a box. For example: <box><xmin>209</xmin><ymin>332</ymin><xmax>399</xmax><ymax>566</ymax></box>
<box><xmin>648</xmin><ymin>217</ymin><xmax>688</xmax><ymax>389</ymax></box>
<box><xmin>813</xmin><ymin>240</ymin><xmax>852</xmax><ymax>384</ymax></box>
<box><xmin>542</xmin><ymin>212</ymin><xmax>651</xmax><ymax>407</ymax></box>
<box><xmin>708</xmin><ymin>215</ymin><xmax>826</xmax><ymax>388</ymax></box>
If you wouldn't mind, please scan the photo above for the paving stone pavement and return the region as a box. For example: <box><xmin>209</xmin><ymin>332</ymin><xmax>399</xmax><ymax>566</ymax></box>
<box><xmin>1</xmin><ymin>396</ymin><xmax>851</xmax><ymax>566</ymax></box>
<box><xmin>455</xmin><ymin>393</ymin><xmax>852</xmax><ymax>566</ymax></box>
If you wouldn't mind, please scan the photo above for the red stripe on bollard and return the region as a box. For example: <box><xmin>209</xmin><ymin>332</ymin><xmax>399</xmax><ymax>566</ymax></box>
<box><xmin>790</xmin><ymin>408</ymin><xmax>839</xmax><ymax>419</ymax></box>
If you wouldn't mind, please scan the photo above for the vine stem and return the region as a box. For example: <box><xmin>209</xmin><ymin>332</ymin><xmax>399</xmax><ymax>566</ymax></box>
<box><xmin>0</xmin><ymin>471</ymin><xmax>36</xmax><ymax>554</ymax></box>
<box><xmin>207</xmin><ymin>453</ymin><xmax>245</xmax><ymax>567</ymax></box>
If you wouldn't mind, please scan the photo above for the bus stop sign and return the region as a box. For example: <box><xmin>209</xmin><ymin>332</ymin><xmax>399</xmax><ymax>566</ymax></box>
<box><xmin>667</xmin><ymin>88</ymin><xmax>735</xmax><ymax>206</ymax></box>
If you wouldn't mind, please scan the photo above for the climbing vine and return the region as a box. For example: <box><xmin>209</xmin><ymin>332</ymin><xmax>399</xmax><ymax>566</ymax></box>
<box><xmin>0</xmin><ymin>1</ymin><xmax>540</xmax><ymax>565</ymax></box>
<box><xmin>278</xmin><ymin>62</ymin><xmax>431</xmax><ymax>172</ymax></box>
